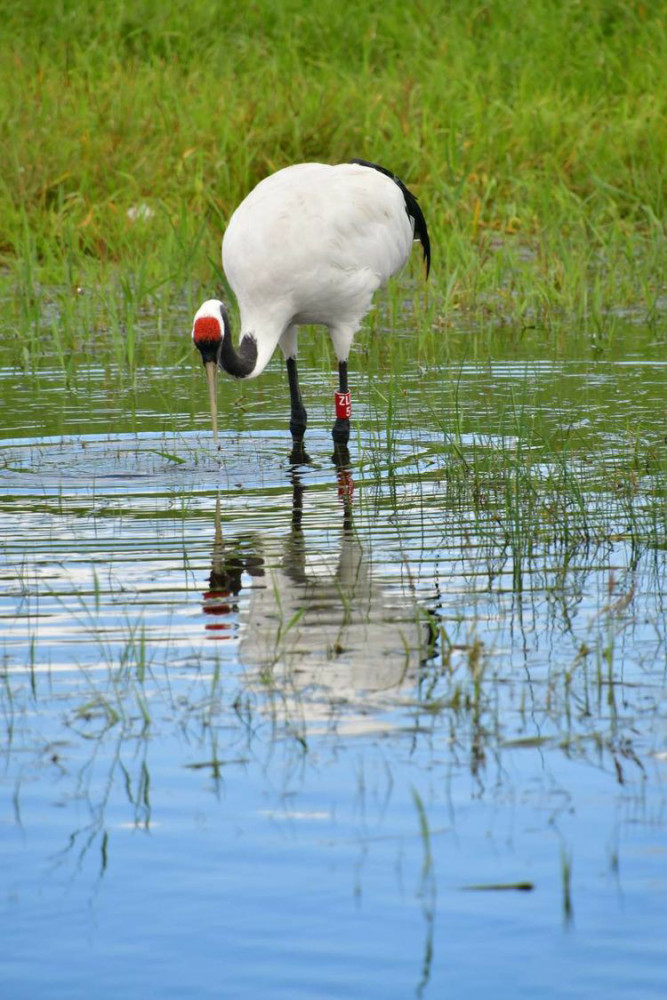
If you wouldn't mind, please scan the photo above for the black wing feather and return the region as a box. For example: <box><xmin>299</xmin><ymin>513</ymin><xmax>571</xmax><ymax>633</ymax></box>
<box><xmin>349</xmin><ymin>158</ymin><xmax>431</xmax><ymax>278</ymax></box>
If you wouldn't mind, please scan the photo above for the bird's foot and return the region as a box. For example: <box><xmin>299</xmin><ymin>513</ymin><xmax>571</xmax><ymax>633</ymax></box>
<box><xmin>289</xmin><ymin>438</ymin><xmax>311</xmax><ymax>466</ymax></box>
<box><xmin>331</xmin><ymin>440</ymin><xmax>351</xmax><ymax>467</ymax></box>
<box><xmin>332</xmin><ymin>417</ymin><xmax>350</xmax><ymax>446</ymax></box>
<box><xmin>289</xmin><ymin>405</ymin><xmax>307</xmax><ymax>443</ymax></box>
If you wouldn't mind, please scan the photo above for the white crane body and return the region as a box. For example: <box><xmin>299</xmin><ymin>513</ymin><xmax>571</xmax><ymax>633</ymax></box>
<box><xmin>222</xmin><ymin>162</ymin><xmax>415</xmax><ymax>372</ymax></box>
<box><xmin>192</xmin><ymin>160</ymin><xmax>430</xmax><ymax>454</ymax></box>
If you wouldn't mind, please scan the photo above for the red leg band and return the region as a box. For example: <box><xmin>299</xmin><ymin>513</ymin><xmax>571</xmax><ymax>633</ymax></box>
<box><xmin>337</xmin><ymin>468</ymin><xmax>354</xmax><ymax>501</ymax></box>
<box><xmin>335</xmin><ymin>390</ymin><xmax>351</xmax><ymax>419</ymax></box>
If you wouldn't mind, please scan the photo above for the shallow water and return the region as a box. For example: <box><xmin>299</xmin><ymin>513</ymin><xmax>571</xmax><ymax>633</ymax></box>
<box><xmin>1</xmin><ymin>326</ymin><xmax>666</xmax><ymax>998</ymax></box>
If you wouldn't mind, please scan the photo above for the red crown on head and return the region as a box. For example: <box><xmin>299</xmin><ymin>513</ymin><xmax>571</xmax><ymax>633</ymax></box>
<box><xmin>193</xmin><ymin>316</ymin><xmax>222</xmax><ymax>345</ymax></box>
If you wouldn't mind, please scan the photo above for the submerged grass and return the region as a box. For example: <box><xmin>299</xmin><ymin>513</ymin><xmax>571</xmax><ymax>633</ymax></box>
<box><xmin>0</xmin><ymin>0</ymin><xmax>665</xmax><ymax>363</ymax></box>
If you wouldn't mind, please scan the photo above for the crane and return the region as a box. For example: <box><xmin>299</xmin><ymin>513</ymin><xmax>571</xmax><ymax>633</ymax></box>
<box><xmin>191</xmin><ymin>159</ymin><xmax>430</xmax><ymax>455</ymax></box>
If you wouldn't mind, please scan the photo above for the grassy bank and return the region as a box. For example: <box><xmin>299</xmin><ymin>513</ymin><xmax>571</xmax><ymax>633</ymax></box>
<box><xmin>1</xmin><ymin>0</ymin><xmax>665</xmax><ymax>355</ymax></box>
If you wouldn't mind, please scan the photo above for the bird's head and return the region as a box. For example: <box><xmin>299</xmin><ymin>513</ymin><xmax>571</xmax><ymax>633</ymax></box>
<box><xmin>192</xmin><ymin>299</ymin><xmax>227</xmax><ymax>362</ymax></box>
<box><xmin>192</xmin><ymin>299</ymin><xmax>228</xmax><ymax>446</ymax></box>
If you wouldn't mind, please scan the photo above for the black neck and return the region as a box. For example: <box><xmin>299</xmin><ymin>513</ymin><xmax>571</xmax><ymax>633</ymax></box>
<box><xmin>219</xmin><ymin>330</ymin><xmax>258</xmax><ymax>379</ymax></box>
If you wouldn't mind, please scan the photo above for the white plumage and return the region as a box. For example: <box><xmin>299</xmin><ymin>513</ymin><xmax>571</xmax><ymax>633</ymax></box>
<box><xmin>223</xmin><ymin>162</ymin><xmax>414</xmax><ymax>366</ymax></box>
<box><xmin>192</xmin><ymin>160</ymin><xmax>430</xmax><ymax>453</ymax></box>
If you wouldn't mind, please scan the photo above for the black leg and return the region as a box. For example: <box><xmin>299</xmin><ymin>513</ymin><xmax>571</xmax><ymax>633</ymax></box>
<box><xmin>286</xmin><ymin>357</ymin><xmax>307</xmax><ymax>440</ymax></box>
<box><xmin>286</xmin><ymin>357</ymin><xmax>309</xmax><ymax>463</ymax></box>
<box><xmin>332</xmin><ymin>360</ymin><xmax>350</xmax><ymax>447</ymax></box>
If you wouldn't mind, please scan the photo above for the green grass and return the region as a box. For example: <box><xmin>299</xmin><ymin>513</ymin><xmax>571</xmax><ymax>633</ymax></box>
<box><xmin>1</xmin><ymin>0</ymin><xmax>665</xmax><ymax>357</ymax></box>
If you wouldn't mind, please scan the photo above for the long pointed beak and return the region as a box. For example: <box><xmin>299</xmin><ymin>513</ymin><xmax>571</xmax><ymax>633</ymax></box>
<box><xmin>204</xmin><ymin>361</ymin><xmax>219</xmax><ymax>446</ymax></box>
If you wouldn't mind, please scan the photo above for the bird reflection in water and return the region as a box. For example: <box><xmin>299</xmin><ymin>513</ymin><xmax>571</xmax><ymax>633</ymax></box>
<box><xmin>201</xmin><ymin>463</ymin><xmax>432</xmax><ymax>719</ymax></box>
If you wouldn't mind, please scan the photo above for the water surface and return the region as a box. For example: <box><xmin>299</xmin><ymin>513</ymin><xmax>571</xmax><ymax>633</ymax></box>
<box><xmin>1</xmin><ymin>324</ymin><xmax>666</xmax><ymax>998</ymax></box>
